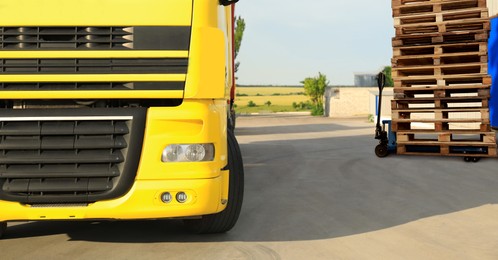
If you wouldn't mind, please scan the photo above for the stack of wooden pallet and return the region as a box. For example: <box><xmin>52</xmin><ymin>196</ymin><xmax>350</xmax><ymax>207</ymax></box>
<box><xmin>391</xmin><ymin>0</ymin><xmax>497</xmax><ymax>157</ymax></box>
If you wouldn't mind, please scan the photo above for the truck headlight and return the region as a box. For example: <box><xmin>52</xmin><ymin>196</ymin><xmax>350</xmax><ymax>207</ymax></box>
<box><xmin>162</xmin><ymin>144</ymin><xmax>215</xmax><ymax>162</ymax></box>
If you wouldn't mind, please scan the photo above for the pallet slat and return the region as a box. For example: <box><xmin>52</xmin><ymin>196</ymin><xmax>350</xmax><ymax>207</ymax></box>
<box><xmin>392</xmin><ymin>0</ymin><xmax>487</xmax><ymax>17</ymax></box>
<box><xmin>393</xmin><ymin>74</ymin><xmax>491</xmax><ymax>88</ymax></box>
<box><xmin>393</xmin><ymin>42</ymin><xmax>488</xmax><ymax>57</ymax></box>
<box><xmin>395</xmin><ymin>19</ymin><xmax>490</xmax><ymax>36</ymax></box>
<box><xmin>394</xmin><ymin>8</ymin><xmax>489</xmax><ymax>26</ymax></box>
<box><xmin>392</xmin><ymin>30</ymin><xmax>489</xmax><ymax>47</ymax></box>
<box><xmin>396</xmin><ymin>144</ymin><xmax>496</xmax><ymax>157</ymax></box>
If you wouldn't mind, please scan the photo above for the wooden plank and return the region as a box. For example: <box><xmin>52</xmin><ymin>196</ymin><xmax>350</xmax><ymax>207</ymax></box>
<box><xmin>396</xmin><ymin>143</ymin><xmax>497</xmax><ymax>158</ymax></box>
<box><xmin>393</xmin><ymin>0</ymin><xmax>487</xmax><ymax>17</ymax></box>
<box><xmin>394</xmin><ymin>8</ymin><xmax>488</xmax><ymax>26</ymax></box>
<box><xmin>393</xmin><ymin>98</ymin><xmax>489</xmax><ymax>111</ymax></box>
<box><xmin>394</xmin><ymin>118</ymin><xmax>488</xmax><ymax>123</ymax></box>
<box><xmin>394</xmin><ymin>19</ymin><xmax>490</xmax><ymax>36</ymax></box>
<box><xmin>392</xmin><ymin>107</ymin><xmax>488</xmax><ymax>113</ymax></box>
<box><xmin>391</xmin><ymin>120</ymin><xmax>491</xmax><ymax>132</ymax></box>
<box><xmin>392</xmin><ymin>52</ymin><xmax>487</xmax><ymax>68</ymax></box>
<box><xmin>395</xmin><ymin>129</ymin><xmax>494</xmax><ymax>134</ymax></box>
<box><xmin>392</xmin><ymin>62</ymin><xmax>487</xmax><ymax>78</ymax></box>
<box><xmin>392</xmin><ymin>30</ymin><xmax>489</xmax><ymax>47</ymax></box>
<box><xmin>396</xmin><ymin>131</ymin><xmax>496</xmax><ymax>144</ymax></box>
<box><xmin>393</xmin><ymin>85</ymin><xmax>490</xmax><ymax>98</ymax></box>
<box><xmin>393</xmin><ymin>42</ymin><xmax>487</xmax><ymax>58</ymax></box>
<box><xmin>393</xmin><ymin>74</ymin><xmax>491</xmax><ymax>88</ymax></box>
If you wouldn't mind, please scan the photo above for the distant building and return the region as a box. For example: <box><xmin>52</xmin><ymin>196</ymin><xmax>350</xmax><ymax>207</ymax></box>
<box><xmin>354</xmin><ymin>73</ymin><xmax>377</xmax><ymax>87</ymax></box>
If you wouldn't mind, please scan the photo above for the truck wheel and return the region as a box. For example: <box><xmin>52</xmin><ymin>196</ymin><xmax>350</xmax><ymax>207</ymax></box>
<box><xmin>375</xmin><ymin>144</ymin><xmax>389</xmax><ymax>158</ymax></box>
<box><xmin>0</xmin><ymin>222</ymin><xmax>6</xmax><ymax>239</ymax></box>
<box><xmin>184</xmin><ymin>130</ymin><xmax>244</xmax><ymax>233</ymax></box>
<box><xmin>229</xmin><ymin>109</ymin><xmax>236</xmax><ymax>132</ymax></box>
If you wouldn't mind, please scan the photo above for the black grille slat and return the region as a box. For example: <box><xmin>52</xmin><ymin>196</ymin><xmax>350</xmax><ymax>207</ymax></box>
<box><xmin>27</xmin><ymin>178</ymin><xmax>113</xmax><ymax>193</ymax></box>
<box><xmin>0</xmin><ymin>108</ymin><xmax>147</xmax><ymax>204</ymax></box>
<box><xmin>0</xmin><ymin>136</ymin><xmax>127</xmax><ymax>150</ymax></box>
<box><xmin>0</xmin><ymin>122</ymin><xmax>40</xmax><ymax>135</ymax></box>
<box><xmin>0</xmin><ymin>82</ymin><xmax>185</xmax><ymax>91</ymax></box>
<box><xmin>0</xmin><ymin>150</ymin><xmax>124</xmax><ymax>164</ymax></box>
<box><xmin>3</xmin><ymin>178</ymin><xmax>113</xmax><ymax>193</ymax></box>
<box><xmin>41</xmin><ymin>122</ymin><xmax>75</xmax><ymax>135</ymax></box>
<box><xmin>0</xmin><ymin>58</ymin><xmax>188</xmax><ymax>74</ymax></box>
<box><xmin>75</xmin><ymin>121</ymin><xmax>129</xmax><ymax>135</ymax></box>
<box><xmin>0</xmin><ymin>164</ymin><xmax>120</xmax><ymax>178</ymax></box>
<box><xmin>0</xmin><ymin>136</ymin><xmax>41</xmax><ymax>150</ymax></box>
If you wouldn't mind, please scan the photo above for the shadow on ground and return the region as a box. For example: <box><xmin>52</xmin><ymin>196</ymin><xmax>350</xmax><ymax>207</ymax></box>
<box><xmin>3</xmin><ymin>117</ymin><xmax>498</xmax><ymax>243</ymax></box>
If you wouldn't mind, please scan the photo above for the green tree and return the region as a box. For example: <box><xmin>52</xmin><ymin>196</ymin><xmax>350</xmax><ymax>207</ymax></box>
<box><xmin>234</xmin><ymin>16</ymin><xmax>245</xmax><ymax>73</ymax></box>
<box><xmin>265</xmin><ymin>101</ymin><xmax>272</xmax><ymax>107</ymax></box>
<box><xmin>383</xmin><ymin>66</ymin><xmax>394</xmax><ymax>87</ymax></box>
<box><xmin>301</xmin><ymin>72</ymin><xmax>329</xmax><ymax>116</ymax></box>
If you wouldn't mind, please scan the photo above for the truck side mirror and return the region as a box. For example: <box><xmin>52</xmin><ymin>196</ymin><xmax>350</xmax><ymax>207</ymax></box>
<box><xmin>220</xmin><ymin>0</ymin><xmax>239</xmax><ymax>6</ymax></box>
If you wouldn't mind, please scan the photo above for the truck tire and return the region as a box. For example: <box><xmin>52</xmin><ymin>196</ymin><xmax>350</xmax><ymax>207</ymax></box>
<box><xmin>0</xmin><ymin>222</ymin><xmax>6</xmax><ymax>239</ymax></box>
<box><xmin>184</xmin><ymin>130</ymin><xmax>244</xmax><ymax>233</ymax></box>
<box><xmin>228</xmin><ymin>109</ymin><xmax>236</xmax><ymax>132</ymax></box>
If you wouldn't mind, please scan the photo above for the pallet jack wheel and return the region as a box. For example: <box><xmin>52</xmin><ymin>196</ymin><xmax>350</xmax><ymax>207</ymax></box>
<box><xmin>375</xmin><ymin>144</ymin><xmax>389</xmax><ymax>158</ymax></box>
<box><xmin>472</xmin><ymin>157</ymin><xmax>480</xmax><ymax>163</ymax></box>
<box><xmin>464</xmin><ymin>157</ymin><xmax>471</xmax><ymax>162</ymax></box>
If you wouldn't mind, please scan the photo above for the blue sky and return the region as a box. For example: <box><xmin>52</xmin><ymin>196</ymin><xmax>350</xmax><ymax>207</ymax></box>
<box><xmin>235</xmin><ymin>0</ymin><xmax>395</xmax><ymax>86</ymax></box>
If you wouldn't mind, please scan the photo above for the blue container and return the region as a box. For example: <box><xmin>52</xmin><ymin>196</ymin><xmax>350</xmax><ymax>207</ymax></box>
<box><xmin>490</xmin><ymin>17</ymin><xmax>498</xmax><ymax>128</ymax></box>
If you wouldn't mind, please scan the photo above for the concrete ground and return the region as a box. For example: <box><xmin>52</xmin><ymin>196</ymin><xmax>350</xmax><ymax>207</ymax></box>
<box><xmin>1</xmin><ymin>114</ymin><xmax>498</xmax><ymax>259</ymax></box>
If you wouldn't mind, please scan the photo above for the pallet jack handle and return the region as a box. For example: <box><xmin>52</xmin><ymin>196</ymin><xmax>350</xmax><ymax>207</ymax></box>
<box><xmin>375</xmin><ymin>72</ymin><xmax>386</xmax><ymax>139</ymax></box>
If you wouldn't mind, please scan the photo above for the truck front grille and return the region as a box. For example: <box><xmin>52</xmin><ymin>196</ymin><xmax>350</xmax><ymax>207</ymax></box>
<box><xmin>0</xmin><ymin>108</ymin><xmax>146</xmax><ymax>204</ymax></box>
<box><xmin>0</xmin><ymin>26</ymin><xmax>190</xmax><ymax>50</ymax></box>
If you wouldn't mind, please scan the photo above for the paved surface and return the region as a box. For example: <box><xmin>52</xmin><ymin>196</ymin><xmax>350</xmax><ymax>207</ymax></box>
<box><xmin>2</xmin><ymin>114</ymin><xmax>498</xmax><ymax>259</ymax></box>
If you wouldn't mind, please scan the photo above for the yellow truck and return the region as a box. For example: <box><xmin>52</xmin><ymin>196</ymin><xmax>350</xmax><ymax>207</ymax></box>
<box><xmin>0</xmin><ymin>0</ymin><xmax>244</xmax><ymax>236</ymax></box>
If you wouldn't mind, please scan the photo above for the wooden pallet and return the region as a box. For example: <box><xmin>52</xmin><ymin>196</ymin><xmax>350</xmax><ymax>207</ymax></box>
<box><xmin>393</xmin><ymin>51</ymin><xmax>487</xmax><ymax>68</ymax></box>
<box><xmin>392</xmin><ymin>0</ymin><xmax>487</xmax><ymax>17</ymax></box>
<box><xmin>392</xmin><ymin>96</ymin><xmax>489</xmax><ymax>109</ymax></box>
<box><xmin>393</xmin><ymin>42</ymin><xmax>488</xmax><ymax>57</ymax></box>
<box><xmin>392</xmin><ymin>62</ymin><xmax>487</xmax><ymax>77</ymax></box>
<box><xmin>393</xmin><ymin>85</ymin><xmax>490</xmax><ymax>99</ymax></box>
<box><xmin>393</xmin><ymin>74</ymin><xmax>491</xmax><ymax>88</ymax></box>
<box><xmin>396</xmin><ymin>142</ymin><xmax>497</xmax><ymax>157</ymax></box>
<box><xmin>394</xmin><ymin>7</ymin><xmax>488</xmax><ymax>26</ymax></box>
<box><xmin>395</xmin><ymin>19</ymin><xmax>489</xmax><ymax>36</ymax></box>
<box><xmin>392</xmin><ymin>30</ymin><xmax>488</xmax><ymax>47</ymax></box>
<box><xmin>393</xmin><ymin>107</ymin><xmax>489</xmax><ymax>121</ymax></box>
<box><xmin>396</xmin><ymin>130</ymin><xmax>496</xmax><ymax>143</ymax></box>
<box><xmin>392</xmin><ymin>120</ymin><xmax>491</xmax><ymax>131</ymax></box>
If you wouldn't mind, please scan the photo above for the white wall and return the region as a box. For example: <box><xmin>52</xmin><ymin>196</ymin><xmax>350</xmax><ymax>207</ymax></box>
<box><xmin>325</xmin><ymin>87</ymin><xmax>393</xmax><ymax>118</ymax></box>
<box><xmin>489</xmin><ymin>0</ymin><xmax>498</xmax><ymax>17</ymax></box>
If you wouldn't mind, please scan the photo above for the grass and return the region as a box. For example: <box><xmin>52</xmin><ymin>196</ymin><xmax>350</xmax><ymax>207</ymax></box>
<box><xmin>234</xmin><ymin>86</ymin><xmax>310</xmax><ymax>114</ymax></box>
<box><xmin>236</xmin><ymin>86</ymin><xmax>304</xmax><ymax>96</ymax></box>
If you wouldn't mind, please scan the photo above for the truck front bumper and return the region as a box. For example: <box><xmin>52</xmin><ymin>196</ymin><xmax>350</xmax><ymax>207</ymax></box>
<box><xmin>0</xmin><ymin>170</ymin><xmax>229</xmax><ymax>221</ymax></box>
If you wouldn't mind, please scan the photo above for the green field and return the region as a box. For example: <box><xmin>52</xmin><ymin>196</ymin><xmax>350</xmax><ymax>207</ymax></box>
<box><xmin>234</xmin><ymin>86</ymin><xmax>310</xmax><ymax>114</ymax></box>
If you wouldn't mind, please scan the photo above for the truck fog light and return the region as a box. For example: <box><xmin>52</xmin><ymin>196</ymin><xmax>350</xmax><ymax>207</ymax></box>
<box><xmin>161</xmin><ymin>192</ymin><xmax>172</xmax><ymax>203</ymax></box>
<box><xmin>161</xmin><ymin>144</ymin><xmax>214</xmax><ymax>162</ymax></box>
<box><xmin>176</xmin><ymin>192</ymin><xmax>188</xmax><ymax>203</ymax></box>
